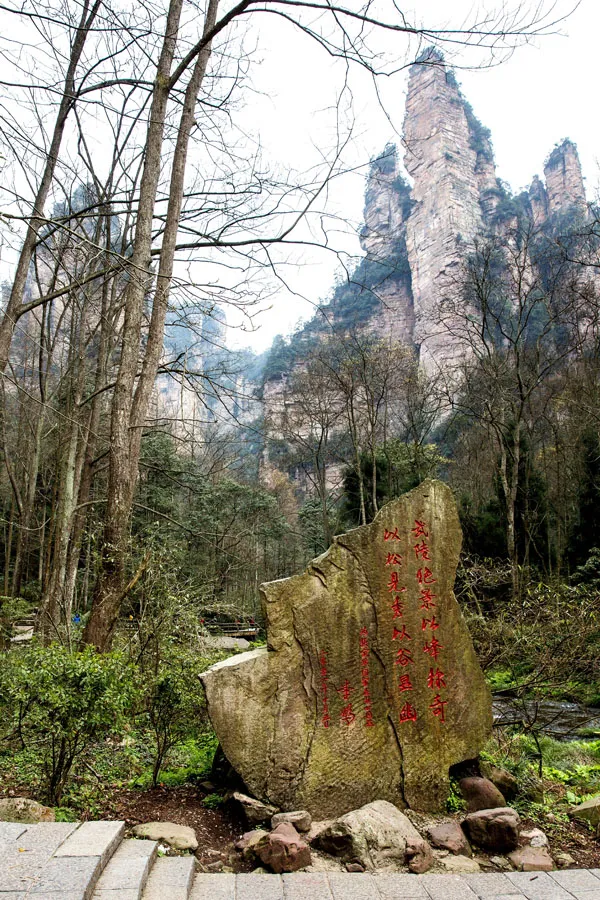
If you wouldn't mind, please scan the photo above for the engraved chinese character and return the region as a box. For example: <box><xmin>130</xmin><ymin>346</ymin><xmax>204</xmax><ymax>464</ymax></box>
<box><xmin>395</xmin><ymin>648</ymin><xmax>414</xmax><ymax>667</ymax></box>
<box><xmin>412</xmin><ymin>520</ymin><xmax>429</xmax><ymax>538</ymax></box>
<box><xmin>427</xmin><ymin>667</ymin><xmax>447</xmax><ymax>689</ymax></box>
<box><xmin>392</xmin><ymin>624</ymin><xmax>411</xmax><ymax>641</ymax></box>
<box><xmin>385</xmin><ymin>552</ymin><xmax>403</xmax><ymax>566</ymax></box>
<box><xmin>399</xmin><ymin>701</ymin><xmax>417</xmax><ymax>723</ymax></box>
<box><xmin>340</xmin><ymin>704</ymin><xmax>356</xmax><ymax>726</ymax></box>
<box><xmin>429</xmin><ymin>694</ymin><xmax>448</xmax><ymax>724</ymax></box>
<box><xmin>419</xmin><ymin>588</ymin><xmax>437</xmax><ymax>609</ymax></box>
<box><xmin>398</xmin><ymin>674</ymin><xmax>413</xmax><ymax>692</ymax></box>
<box><xmin>387</xmin><ymin>572</ymin><xmax>401</xmax><ymax>592</ymax></box>
<box><xmin>391</xmin><ymin>596</ymin><xmax>405</xmax><ymax>619</ymax></box>
<box><xmin>416</xmin><ymin>567</ymin><xmax>437</xmax><ymax>585</ymax></box>
<box><xmin>423</xmin><ymin>637</ymin><xmax>444</xmax><ymax>660</ymax></box>
<box><xmin>384</xmin><ymin>527</ymin><xmax>401</xmax><ymax>541</ymax></box>
<box><xmin>322</xmin><ymin>713</ymin><xmax>331</xmax><ymax>728</ymax></box>
<box><xmin>336</xmin><ymin>680</ymin><xmax>353</xmax><ymax>701</ymax></box>
<box><xmin>414</xmin><ymin>541</ymin><xmax>431</xmax><ymax>561</ymax></box>
<box><xmin>421</xmin><ymin>615</ymin><xmax>440</xmax><ymax>631</ymax></box>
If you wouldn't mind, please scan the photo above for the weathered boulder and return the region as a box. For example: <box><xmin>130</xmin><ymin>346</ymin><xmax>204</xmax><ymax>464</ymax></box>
<box><xmin>482</xmin><ymin>765</ymin><xmax>519</xmax><ymax>802</ymax></box>
<box><xmin>255</xmin><ymin>823</ymin><xmax>311</xmax><ymax>873</ymax></box>
<box><xmin>462</xmin><ymin>808</ymin><xmax>520</xmax><ymax>853</ymax></box>
<box><xmin>459</xmin><ymin>777</ymin><xmax>506</xmax><ymax>812</ymax></box>
<box><xmin>230</xmin><ymin>792</ymin><xmax>278</xmax><ymax>826</ymax></box>
<box><xmin>201</xmin><ymin>482</ymin><xmax>492</xmax><ymax>817</ymax></box>
<box><xmin>271</xmin><ymin>811</ymin><xmax>312</xmax><ymax>833</ymax></box>
<box><xmin>555</xmin><ymin>851</ymin><xmax>575</xmax><ymax>868</ymax></box>
<box><xmin>427</xmin><ymin>820</ymin><xmax>472</xmax><ymax>856</ymax></box>
<box><xmin>235</xmin><ymin>829</ymin><xmax>269</xmax><ymax>860</ymax></box>
<box><xmin>0</xmin><ymin>798</ymin><xmax>55</xmax><ymax>824</ymax></box>
<box><xmin>520</xmin><ymin>827</ymin><xmax>549</xmax><ymax>848</ymax></box>
<box><xmin>569</xmin><ymin>795</ymin><xmax>600</xmax><ymax>827</ymax></box>
<box><xmin>508</xmin><ymin>846</ymin><xmax>554</xmax><ymax>872</ymax></box>
<box><xmin>132</xmin><ymin>822</ymin><xmax>198</xmax><ymax>851</ymax></box>
<box><xmin>433</xmin><ymin>853</ymin><xmax>481</xmax><ymax>874</ymax></box>
<box><xmin>405</xmin><ymin>836</ymin><xmax>434</xmax><ymax>874</ymax></box>
<box><xmin>313</xmin><ymin>800</ymin><xmax>429</xmax><ymax>871</ymax></box>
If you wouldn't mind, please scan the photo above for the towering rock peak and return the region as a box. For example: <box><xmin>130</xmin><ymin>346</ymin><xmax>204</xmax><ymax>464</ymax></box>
<box><xmin>360</xmin><ymin>144</ymin><xmax>410</xmax><ymax>260</ymax></box>
<box><xmin>544</xmin><ymin>139</ymin><xmax>586</xmax><ymax>217</ymax></box>
<box><xmin>402</xmin><ymin>51</ymin><xmax>497</xmax><ymax>371</ymax></box>
<box><xmin>528</xmin><ymin>174</ymin><xmax>548</xmax><ymax>225</ymax></box>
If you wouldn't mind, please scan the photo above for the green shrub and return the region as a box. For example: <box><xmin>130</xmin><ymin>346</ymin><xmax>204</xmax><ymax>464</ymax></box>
<box><xmin>0</xmin><ymin>644</ymin><xmax>137</xmax><ymax>804</ymax></box>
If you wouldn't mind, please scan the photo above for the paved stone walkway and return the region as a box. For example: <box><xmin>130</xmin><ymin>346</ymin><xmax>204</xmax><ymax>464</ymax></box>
<box><xmin>1</xmin><ymin>821</ymin><xmax>599</xmax><ymax>899</ymax></box>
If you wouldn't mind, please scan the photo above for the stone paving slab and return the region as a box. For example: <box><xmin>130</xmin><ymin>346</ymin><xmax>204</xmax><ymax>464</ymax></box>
<box><xmin>551</xmin><ymin>873</ymin><xmax>600</xmax><ymax>893</ymax></box>
<box><xmin>55</xmin><ymin>822</ymin><xmax>125</xmax><ymax>869</ymax></box>
<box><xmin>92</xmin><ymin>840</ymin><xmax>156</xmax><ymax>895</ymax></box>
<box><xmin>29</xmin><ymin>855</ymin><xmax>101</xmax><ymax>898</ymax></box>
<box><xmin>282</xmin><ymin>872</ymin><xmax>333</xmax><ymax>900</ymax></box>
<box><xmin>0</xmin><ymin>825</ymin><xmax>26</xmax><ymax>844</ymax></box>
<box><xmin>329</xmin><ymin>872</ymin><xmax>382</xmax><ymax>900</ymax></box>
<box><xmin>462</xmin><ymin>873</ymin><xmax>525</xmax><ymax>896</ymax></box>
<box><xmin>141</xmin><ymin>857</ymin><xmax>194</xmax><ymax>900</ymax></box>
<box><xmin>235</xmin><ymin>873</ymin><xmax>284</xmax><ymax>900</ymax></box>
<box><xmin>505</xmin><ymin>872</ymin><xmax>577</xmax><ymax>900</ymax></box>
<box><xmin>94</xmin><ymin>891</ymin><xmax>139</xmax><ymax>900</ymax></box>
<box><xmin>189</xmin><ymin>873</ymin><xmax>235</xmax><ymax>900</ymax></box>
<box><xmin>419</xmin><ymin>873</ymin><xmax>479</xmax><ymax>899</ymax></box>
<box><xmin>374</xmin><ymin>873</ymin><xmax>430</xmax><ymax>898</ymax></box>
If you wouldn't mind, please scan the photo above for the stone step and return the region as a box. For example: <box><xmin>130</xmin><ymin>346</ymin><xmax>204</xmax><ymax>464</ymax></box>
<box><xmin>0</xmin><ymin>822</ymin><xmax>80</xmax><ymax>894</ymax></box>
<box><xmin>92</xmin><ymin>838</ymin><xmax>158</xmax><ymax>900</ymax></box>
<box><xmin>141</xmin><ymin>856</ymin><xmax>195</xmax><ymax>900</ymax></box>
<box><xmin>55</xmin><ymin>820</ymin><xmax>126</xmax><ymax>869</ymax></box>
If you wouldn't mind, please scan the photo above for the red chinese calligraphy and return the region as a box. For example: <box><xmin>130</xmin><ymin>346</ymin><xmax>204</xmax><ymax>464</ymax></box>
<box><xmin>392</xmin><ymin>624</ymin><xmax>411</xmax><ymax>641</ymax></box>
<box><xmin>419</xmin><ymin>588</ymin><xmax>437</xmax><ymax>609</ymax></box>
<box><xmin>391</xmin><ymin>596</ymin><xmax>405</xmax><ymax>618</ymax></box>
<box><xmin>395</xmin><ymin>647</ymin><xmax>414</xmax><ymax>667</ymax></box>
<box><xmin>336</xmin><ymin>679</ymin><xmax>353</xmax><ymax>701</ymax></box>
<box><xmin>399</xmin><ymin>701</ymin><xmax>417</xmax><ymax>723</ymax></box>
<box><xmin>414</xmin><ymin>541</ymin><xmax>431</xmax><ymax>561</ymax></box>
<box><xmin>423</xmin><ymin>637</ymin><xmax>444</xmax><ymax>660</ymax></box>
<box><xmin>387</xmin><ymin>572</ymin><xmax>401</xmax><ymax>592</ymax></box>
<box><xmin>385</xmin><ymin>552</ymin><xmax>403</xmax><ymax>566</ymax></box>
<box><xmin>421</xmin><ymin>615</ymin><xmax>440</xmax><ymax>631</ymax></box>
<box><xmin>427</xmin><ymin>667</ymin><xmax>447</xmax><ymax>689</ymax></box>
<box><xmin>429</xmin><ymin>694</ymin><xmax>448</xmax><ymax>724</ymax></box>
<box><xmin>398</xmin><ymin>673</ymin><xmax>413</xmax><ymax>692</ymax></box>
<box><xmin>412</xmin><ymin>520</ymin><xmax>429</xmax><ymax>538</ymax></box>
<box><xmin>340</xmin><ymin>703</ymin><xmax>356</xmax><ymax>726</ymax></box>
<box><xmin>384</xmin><ymin>527</ymin><xmax>401</xmax><ymax>541</ymax></box>
<box><xmin>416</xmin><ymin>567</ymin><xmax>437</xmax><ymax>585</ymax></box>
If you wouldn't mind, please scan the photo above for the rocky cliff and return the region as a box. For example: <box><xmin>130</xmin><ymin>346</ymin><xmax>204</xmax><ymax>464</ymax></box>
<box><xmin>262</xmin><ymin>50</ymin><xmax>589</xmax><ymax>384</ymax></box>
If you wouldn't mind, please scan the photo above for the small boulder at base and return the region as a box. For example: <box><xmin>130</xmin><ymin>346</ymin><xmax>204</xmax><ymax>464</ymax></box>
<box><xmin>231</xmin><ymin>792</ymin><xmax>278</xmax><ymax>826</ymax></box>
<box><xmin>520</xmin><ymin>827</ymin><xmax>549</xmax><ymax>848</ymax></box>
<box><xmin>433</xmin><ymin>853</ymin><xmax>480</xmax><ymax>874</ymax></box>
<box><xmin>462</xmin><ymin>807</ymin><xmax>520</xmax><ymax>853</ymax></box>
<box><xmin>555</xmin><ymin>851</ymin><xmax>575</xmax><ymax>868</ymax></box>
<box><xmin>132</xmin><ymin>822</ymin><xmax>198</xmax><ymax>851</ymax></box>
<box><xmin>508</xmin><ymin>846</ymin><xmax>554</xmax><ymax>872</ymax></box>
<box><xmin>201</xmin><ymin>482</ymin><xmax>492</xmax><ymax>817</ymax></box>
<box><xmin>255</xmin><ymin>822</ymin><xmax>311</xmax><ymax>873</ymax></box>
<box><xmin>484</xmin><ymin>765</ymin><xmax>519</xmax><ymax>801</ymax></box>
<box><xmin>271</xmin><ymin>810</ymin><xmax>312</xmax><ymax>833</ymax></box>
<box><xmin>405</xmin><ymin>836</ymin><xmax>434</xmax><ymax>874</ymax></box>
<box><xmin>569</xmin><ymin>796</ymin><xmax>600</xmax><ymax>827</ymax></box>
<box><xmin>0</xmin><ymin>798</ymin><xmax>55</xmax><ymax>823</ymax></box>
<box><xmin>314</xmin><ymin>800</ymin><xmax>428</xmax><ymax>871</ymax></box>
<box><xmin>427</xmin><ymin>820</ymin><xmax>472</xmax><ymax>857</ymax></box>
<box><xmin>235</xmin><ymin>829</ymin><xmax>269</xmax><ymax>860</ymax></box>
<box><xmin>459</xmin><ymin>777</ymin><xmax>506</xmax><ymax>812</ymax></box>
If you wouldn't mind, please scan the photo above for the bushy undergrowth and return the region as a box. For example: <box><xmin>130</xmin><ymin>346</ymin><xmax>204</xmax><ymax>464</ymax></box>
<box><xmin>0</xmin><ymin>638</ymin><xmax>223</xmax><ymax>809</ymax></box>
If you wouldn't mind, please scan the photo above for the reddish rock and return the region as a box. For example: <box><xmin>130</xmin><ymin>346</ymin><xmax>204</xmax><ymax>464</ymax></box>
<box><xmin>508</xmin><ymin>846</ymin><xmax>554</xmax><ymax>872</ymax></box>
<box><xmin>427</xmin><ymin>821</ymin><xmax>472</xmax><ymax>857</ymax></box>
<box><xmin>405</xmin><ymin>837</ymin><xmax>434</xmax><ymax>874</ymax></box>
<box><xmin>271</xmin><ymin>810</ymin><xmax>312</xmax><ymax>833</ymax></box>
<box><xmin>256</xmin><ymin>823</ymin><xmax>311</xmax><ymax>873</ymax></box>
<box><xmin>459</xmin><ymin>777</ymin><xmax>506</xmax><ymax>812</ymax></box>
<box><xmin>462</xmin><ymin>807</ymin><xmax>520</xmax><ymax>853</ymax></box>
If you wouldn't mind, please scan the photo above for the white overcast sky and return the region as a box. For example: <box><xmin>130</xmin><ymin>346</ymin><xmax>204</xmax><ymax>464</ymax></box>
<box><xmin>227</xmin><ymin>0</ymin><xmax>600</xmax><ymax>353</ymax></box>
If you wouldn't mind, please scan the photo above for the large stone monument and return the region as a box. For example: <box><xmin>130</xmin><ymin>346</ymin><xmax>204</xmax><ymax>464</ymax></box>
<box><xmin>201</xmin><ymin>480</ymin><xmax>492</xmax><ymax>818</ymax></box>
